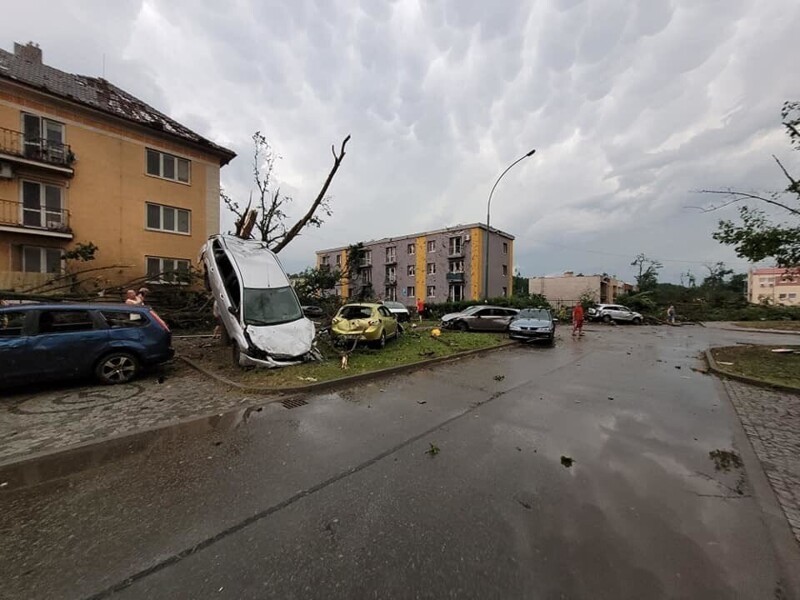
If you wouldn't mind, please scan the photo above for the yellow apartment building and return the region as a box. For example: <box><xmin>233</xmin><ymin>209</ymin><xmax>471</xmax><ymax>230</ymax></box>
<box><xmin>0</xmin><ymin>42</ymin><xmax>235</xmax><ymax>293</ymax></box>
<box><xmin>747</xmin><ymin>267</ymin><xmax>800</xmax><ymax>306</ymax></box>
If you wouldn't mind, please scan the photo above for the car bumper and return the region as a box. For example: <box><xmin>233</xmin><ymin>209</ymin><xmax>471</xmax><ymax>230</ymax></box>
<box><xmin>509</xmin><ymin>330</ymin><xmax>553</xmax><ymax>340</ymax></box>
<box><xmin>239</xmin><ymin>352</ymin><xmax>305</xmax><ymax>369</ymax></box>
<box><xmin>331</xmin><ymin>328</ymin><xmax>381</xmax><ymax>341</ymax></box>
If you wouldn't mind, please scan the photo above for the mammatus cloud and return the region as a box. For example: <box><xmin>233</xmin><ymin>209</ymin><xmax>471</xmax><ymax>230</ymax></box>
<box><xmin>2</xmin><ymin>0</ymin><xmax>799</xmax><ymax>282</ymax></box>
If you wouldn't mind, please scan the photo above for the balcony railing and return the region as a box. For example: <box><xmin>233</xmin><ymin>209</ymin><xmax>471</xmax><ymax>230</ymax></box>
<box><xmin>0</xmin><ymin>198</ymin><xmax>72</xmax><ymax>235</ymax></box>
<box><xmin>446</xmin><ymin>272</ymin><xmax>465</xmax><ymax>282</ymax></box>
<box><xmin>0</xmin><ymin>126</ymin><xmax>75</xmax><ymax>169</ymax></box>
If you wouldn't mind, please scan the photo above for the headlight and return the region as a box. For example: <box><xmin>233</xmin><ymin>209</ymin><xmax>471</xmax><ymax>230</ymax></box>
<box><xmin>537</xmin><ymin>327</ymin><xmax>552</xmax><ymax>332</ymax></box>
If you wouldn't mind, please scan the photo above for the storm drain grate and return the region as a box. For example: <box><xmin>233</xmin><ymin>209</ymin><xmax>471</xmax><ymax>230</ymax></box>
<box><xmin>282</xmin><ymin>397</ymin><xmax>309</xmax><ymax>410</ymax></box>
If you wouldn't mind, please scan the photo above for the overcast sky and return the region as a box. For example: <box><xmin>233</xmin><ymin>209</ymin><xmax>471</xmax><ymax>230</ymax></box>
<box><xmin>3</xmin><ymin>0</ymin><xmax>799</xmax><ymax>283</ymax></box>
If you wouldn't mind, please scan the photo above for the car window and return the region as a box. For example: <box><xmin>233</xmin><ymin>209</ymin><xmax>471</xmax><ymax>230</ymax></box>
<box><xmin>38</xmin><ymin>310</ymin><xmax>94</xmax><ymax>334</ymax></box>
<box><xmin>242</xmin><ymin>286</ymin><xmax>303</xmax><ymax>326</ymax></box>
<box><xmin>503</xmin><ymin>309</ymin><xmax>517</xmax><ymax>316</ymax></box>
<box><xmin>379</xmin><ymin>306</ymin><xmax>392</xmax><ymax>317</ymax></box>
<box><xmin>101</xmin><ymin>311</ymin><xmax>148</xmax><ymax>328</ymax></box>
<box><xmin>340</xmin><ymin>306</ymin><xmax>374</xmax><ymax>320</ymax></box>
<box><xmin>474</xmin><ymin>309</ymin><xmax>491</xmax><ymax>317</ymax></box>
<box><xmin>0</xmin><ymin>311</ymin><xmax>27</xmax><ymax>337</ymax></box>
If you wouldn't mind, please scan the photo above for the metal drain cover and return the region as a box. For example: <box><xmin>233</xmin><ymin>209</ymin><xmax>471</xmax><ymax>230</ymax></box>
<box><xmin>282</xmin><ymin>397</ymin><xmax>308</xmax><ymax>409</ymax></box>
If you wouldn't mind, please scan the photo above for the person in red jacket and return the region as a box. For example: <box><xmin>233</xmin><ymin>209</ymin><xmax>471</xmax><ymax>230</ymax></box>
<box><xmin>572</xmin><ymin>304</ymin><xmax>585</xmax><ymax>337</ymax></box>
<box><xmin>416</xmin><ymin>297</ymin><xmax>425</xmax><ymax>322</ymax></box>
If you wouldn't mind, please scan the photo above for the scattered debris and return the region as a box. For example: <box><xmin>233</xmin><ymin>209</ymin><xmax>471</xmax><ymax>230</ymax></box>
<box><xmin>297</xmin><ymin>376</ymin><xmax>318</xmax><ymax>382</ymax></box>
<box><xmin>608</xmin><ymin>396</ymin><xmax>614</xmax><ymax>401</ymax></box>
<box><xmin>717</xmin><ymin>361</ymin><xmax>734</xmax><ymax>366</ymax></box>
<box><xmin>674</xmin><ymin>366</ymin><xmax>682</xmax><ymax>370</ymax></box>
<box><xmin>0</xmin><ymin>482</ymin><xmax>8</xmax><ymax>488</ymax></box>
<box><xmin>379</xmin><ymin>389</ymin><xmax>385</xmax><ymax>392</ymax></box>
<box><xmin>419</xmin><ymin>350</ymin><xmax>435</xmax><ymax>358</ymax></box>
<box><xmin>157</xmin><ymin>376</ymin><xmax>165</xmax><ymax>384</ymax></box>
<box><xmin>771</xmin><ymin>348</ymin><xmax>794</xmax><ymax>354</ymax></box>
<box><xmin>709</xmin><ymin>449</ymin><xmax>743</xmax><ymax>473</ymax></box>
<box><xmin>517</xmin><ymin>499</ymin><xmax>532</xmax><ymax>510</ymax></box>
<box><xmin>560</xmin><ymin>455</ymin><xmax>574</xmax><ymax>468</ymax></box>
<box><xmin>213</xmin><ymin>441</ymin><xmax>222</xmax><ymax>446</ymax></box>
<box><xmin>516</xmin><ymin>446</ymin><xmax>522</xmax><ymax>452</ymax></box>
<box><xmin>494</xmin><ymin>375</ymin><xmax>505</xmax><ymax>381</ymax></box>
<box><xmin>425</xmin><ymin>443</ymin><xmax>440</xmax><ymax>457</ymax></box>
<box><xmin>690</xmin><ymin>367</ymin><xmax>708</xmax><ymax>374</ymax></box>
<box><xmin>417</xmin><ymin>400</ymin><xmax>427</xmax><ymax>405</ymax></box>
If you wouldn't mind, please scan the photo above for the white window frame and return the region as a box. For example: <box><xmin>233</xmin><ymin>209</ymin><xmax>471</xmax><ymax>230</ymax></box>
<box><xmin>335</xmin><ymin>254</ymin><xmax>341</xmax><ymax>266</ymax></box>
<box><xmin>449</xmin><ymin>260</ymin><xmax>464</xmax><ymax>273</ymax></box>
<box><xmin>20</xmin><ymin>180</ymin><xmax>65</xmax><ymax>229</ymax></box>
<box><xmin>321</xmin><ymin>255</ymin><xmax>330</xmax><ymax>266</ymax></box>
<box><xmin>146</xmin><ymin>256</ymin><xmax>192</xmax><ymax>284</ymax></box>
<box><xmin>21</xmin><ymin>246</ymin><xmax>64</xmax><ymax>274</ymax></box>
<box><xmin>146</xmin><ymin>202</ymin><xmax>191</xmax><ymax>235</ymax></box>
<box><xmin>448</xmin><ymin>236</ymin><xmax>462</xmax><ymax>255</ymax></box>
<box><xmin>385</xmin><ymin>286</ymin><xmax>397</xmax><ymax>301</ymax></box>
<box><xmin>22</xmin><ymin>113</ymin><xmax>66</xmax><ymax>156</ymax></box>
<box><xmin>406</xmin><ymin>286</ymin><xmax>415</xmax><ymax>298</ymax></box>
<box><xmin>145</xmin><ymin>148</ymin><xmax>191</xmax><ymax>184</ymax></box>
<box><xmin>427</xmin><ymin>240</ymin><xmax>436</xmax><ymax>253</ymax></box>
<box><xmin>426</xmin><ymin>285</ymin><xmax>436</xmax><ymax>298</ymax></box>
<box><xmin>502</xmin><ymin>264</ymin><xmax>508</xmax><ymax>276</ymax></box>
<box><xmin>449</xmin><ymin>283</ymin><xmax>464</xmax><ymax>302</ymax></box>
<box><xmin>360</xmin><ymin>250</ymin><xmax>372</xmax><ymax>267</ymax></box>
<box><xmin>386</xmin><ymin>246</ymin><xmax>396</xmax><ymax>262</ymax></box>
<box><xmin>407</xmin><ymin>243</ymin><xmax>416</xmax><ymax>255</ymax></box>
<box><xmin>427</xmin><ymin>262</ymin><xmax>436</xmax><ymax>275</ymax></box>
<box><xmin>502</xmin><ymin>242</ymin><xmax>509</xmax><ymax>255</ymax></box>
<box><xmin>408</xmin><ymin>264</ymin><xmax>415</xmax><ymax>277</ymax></box>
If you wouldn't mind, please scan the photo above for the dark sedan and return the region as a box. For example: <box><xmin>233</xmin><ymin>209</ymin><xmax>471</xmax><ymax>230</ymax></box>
<box><xmin>508</xmin><ymin>308</ymin><xmax>556</xmax><ymax>344</ymax></box>
<box><xmin>0</xmin><ymin>303</ymin><xmax>173</xmax><ymax>387</ymax></box>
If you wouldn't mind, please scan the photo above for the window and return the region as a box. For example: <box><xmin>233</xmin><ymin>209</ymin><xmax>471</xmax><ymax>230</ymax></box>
<box><xmin>385</xmin><ymin>287</ymin><xmax>397</xmax><ymax>301</ymax></box>
<box><xmin>22</xmin><ymin>181</ymin><xmax>64</xmax><ymax>228</ymax></box>
<box><xmin>243</xmin><ymin>286</ymin><xmax>303</xmax><ymax>326</ymax></box>
<box><xmin>360</xmin><ymin>250</ymin><xmax>372</xmax><ymax>267</ymax></box>
<box><xmin>102</xmin><ymin>311</ymin><xmax>147</xmax><ymax>328</ymax></box>
<box><xmin>449</xmin><ymin>284</ymin><xmax>464</xmax><ymax>301</ymax></box>
<box><xmin>321</xmin><ymin>255</ymin><xmax>330</xmax><ymax>266</ymax></box>
<box><xmin>408</xmin><ymin>264</ymin><xmax>415</xmax><ymax>277</ymax></box>
<box><xmin>448</xmin><ymin>237</ymin><xmax>462</xmax><ymax>255</ymax></box>
<box><xmin>386</xmin><ymin>246</ymin><xmax>396</xmax><ymax>262</ymax></box>
<box><xmin>22</xmin><ymin>246</ymin><xmax>63</xmax><ymax>273</ymax></box>
<box><xmin>146</xmin><ymin>203</ymin><xmax>190</xmax><ymax>234</ymax></box>
<box><xmin>502</xmin><ymin>286</ymin><xmax>508</xmax><ymax>297</ymax></box>
<box><xmin>427</xmin><ymin>240</ymin><xmax>436</xmax><ymax>253</ymax></box>
<box><xmin>427</xmin><ymin>285</ymin><xmax>436</xmax><ymax>298</ymax></box>
<box><xmin>502</xmin><ymin>265</ymin><xmax>508</xmax><ymax>276</ymax></box>
<box><xmin>386</xmin><ymin>266</ymin><xmax>396</xmax><ymax>282</ymax></box>
<box><xmin>37</xmin><ymin>310</ymin><xmax>94</xmax><ymax>334</ymax></box>
<box><xmin>789</xmin><ymin>293</ymin><xmax>797</xmax><ymax>299</ymax></box>
<box><xmin>0</xmin><ymin>312</ymin><xmax>26</xmax><ymax>337</ymax></box>
<box><xmin>449</xmin><ymin>260</ymin><xmax>464</xmax><ymax>273</ymax></box>
<box><xmin>406</xmin><ymin>286</ymin><xmax>416</xmax><ymax>298</ymax></box>
<box><xmin>361</xmin><ymin>268</ymin><xmax>372</xmax><ymax>283</ymax></box>
<box><xmin>407</xmin><ymin>243</ymin><xmax>415</xmax><ymax>255</ymax></box>
<box><xmin>503</xmin><ymin>242</ymin><xmax>508</xmax><ymax>255</ymax></box>
<box><xmin>335</xmin><ymin>254</ymin><xmax>341</xmax><ymax>266</ymax></box>
<box><xmin>779</xmin><ymin>293</ymin><xmax>787</xmax><ymax>300</ymax></box>
<box><xmin>146</xmin><ymin>256</ymin><xmax>191</xmax><ymax>284</ymax></box>
<box><xmin>23</xmin><ymin>113</ymin><xmax>66</xmax><ymax>162</ymax></box>
<box><xmin>427</xmin><ymin>263</ymin><xmax>436</xmax><ymax>275</ymax></box>
<box><xmin>146</xmin><ymin>148</ymin><xmax>191</xmax><ymax>183</ymax></box>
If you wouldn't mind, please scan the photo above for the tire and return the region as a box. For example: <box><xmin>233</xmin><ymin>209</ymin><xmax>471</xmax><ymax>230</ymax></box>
<box><xmin>95</xmin><ymin>352</ymin><xmax>139</xmax><ymax>385</ymax></box>
<box><xmin>548</xmin><ymin>335</ymin><xmax>555</xmax><ymax>346</ymax></box>
<box><xmin>457</xmin><ymin>321</ymin><xmax>469</xmax><ymax>332</ymax></box>
<box><xmin>602</xmin><ymin>314</ymin><xmax>612</xmax><ymax>323</ymax></box>
<box><xmin>632</xmin><ymin>317</ymin><xmax>642</xmax><ymax>325</ymax></box>
<box><xmin>371</xmin><ymin>330</ymin><xmax>387</xmax><ymax>349</ymax></box>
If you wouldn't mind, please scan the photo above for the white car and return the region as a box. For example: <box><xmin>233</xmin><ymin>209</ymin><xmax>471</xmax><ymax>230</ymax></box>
<box><xmin>382</xmin><ymin>301</ymin><xmax>410</xmax><ymax>322</ymax></box>
<box><xmin>587</xmin><ymin>303</ymin><xmax>643</xmax><ymax>324</ymax></box>
<box><xmin>200</xmin><ymin>235</ymin><xmax>318</xmax><ymax>368</ymax></box>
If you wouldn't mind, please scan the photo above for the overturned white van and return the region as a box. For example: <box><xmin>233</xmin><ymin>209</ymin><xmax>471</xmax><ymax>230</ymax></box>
<box><xmin>200</xmin><ymin>235</ymin><xmax>318</xmax><ymax>368</ymax></box>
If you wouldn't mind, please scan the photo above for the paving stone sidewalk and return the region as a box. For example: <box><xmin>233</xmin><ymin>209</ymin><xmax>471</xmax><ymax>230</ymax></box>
<box><xmin>723</xmin><ymin>379</ymin><xmax>800</xmax><ymax>544</ymax></box>
<box><xmin>0</xmin><ymin>360</ymin><xmax>270</xmax><ymax>464</ymax></box>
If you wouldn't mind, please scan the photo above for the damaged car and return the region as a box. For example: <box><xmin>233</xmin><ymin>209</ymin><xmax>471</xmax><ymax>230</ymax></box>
<box><xmin>331</xmin><ymin>303</ymin><xmax>399</xmax><ymax>349</ymax></box>
<box><xmin>201</xmin><ymin>234</ymin><xmax>319</xmax><ymax>368</ymax></box>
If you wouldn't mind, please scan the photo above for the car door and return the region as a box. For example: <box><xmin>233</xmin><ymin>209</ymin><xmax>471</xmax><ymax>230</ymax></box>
<box><xmin>500</xmin><ymin>309</ymin><xmax>518</xmax><ymax>330</ymax></box>
<box><xmin>467</xmin><ymin>308</ymin><xmax>491</xmax><ymax>331</ymax></box>
<box><xmin>28</xmin><ymin>309</ymin><xmax>109</xmax><ymax>379</ymax></box>
<box><xmin>378</xmin><ymin>306</ymin><xmax>397</xmax><ymax>337</ymax></box>
<box><xmin>0</xmin><ymin>310</ymin><xmax>34</xmax><ymax>384</ymax></box>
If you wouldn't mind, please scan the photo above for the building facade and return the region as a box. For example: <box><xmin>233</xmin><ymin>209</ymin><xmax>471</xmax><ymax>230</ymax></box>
<box><xmin>747</xmin><ymin>267</ymin><xmax>799</xmax><ymax>306</ymax></box>
<box><xmin>315</xmin><ymin>224</ymin><xmax>514</xmax><ymax>304</ymax></box>
<box><xmin>0</xmin><ymin>42</ymin><xmax>235</xmax><ymax>292</ymax></box>
<box><xmin>528</xmin><ymin>271</ymin><xmax>633</xmax><ymax>308</ymax></box>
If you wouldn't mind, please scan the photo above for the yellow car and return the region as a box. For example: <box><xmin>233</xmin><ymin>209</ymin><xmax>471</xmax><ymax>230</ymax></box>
<box><xmin>331</xmin><ymin>303</ymin><xmax>399</xmax><ymax>349</ymax></box>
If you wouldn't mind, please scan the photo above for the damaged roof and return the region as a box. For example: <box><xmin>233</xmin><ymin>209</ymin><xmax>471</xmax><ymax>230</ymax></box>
<box><xmin>0</xmin><ymin>43</ymin><xmax>235</xmax><ymax>165</ymax></box>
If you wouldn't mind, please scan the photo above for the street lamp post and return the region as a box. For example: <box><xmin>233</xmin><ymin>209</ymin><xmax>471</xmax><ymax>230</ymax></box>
<box><xmin>483</xmin><ymin>148</ymin><xmax>536</xmax><ymax>300</ymax></box>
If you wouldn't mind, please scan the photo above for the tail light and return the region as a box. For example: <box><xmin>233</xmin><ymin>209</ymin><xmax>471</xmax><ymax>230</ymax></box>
<box><xmin>149</xmin><ymin>309</ymin><xmax>170</xmax><ymax>332</ymax></box>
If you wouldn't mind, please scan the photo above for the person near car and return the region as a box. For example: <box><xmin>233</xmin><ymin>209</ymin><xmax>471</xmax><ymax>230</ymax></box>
<box><xmin>572</xmin><ymin>304</ymin><xmax>585</xmax><ymax>337</ymax></box>
<box><xmin>416</xmin><ymin>297</ymin><xmax>425</xmax><ymax>321</ymax></box>
<box><xmin>125</xmin><ymin>290</ymin><xmax>142</xmax><ymax>306</ymax></box>
<box><xmin>137</xmin><ymin>287</ymin><xmax>150</xmax><ymax>305</ymax></box>
<box><xmin>667</xmin><ymin>305</ymin><xmax>676</xmax><ymax>324</ymax></box>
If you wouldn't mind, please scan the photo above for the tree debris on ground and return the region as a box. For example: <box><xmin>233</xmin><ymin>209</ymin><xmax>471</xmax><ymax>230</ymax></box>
<box><xmin>425</xmin><ymin>443</ymin><xmax>440</xmax><ymax>457</ymax></box>
<box><xmin>560</xmin><ymin>455</ymin><xmax>575</xmax><ymax>468</ymax></box>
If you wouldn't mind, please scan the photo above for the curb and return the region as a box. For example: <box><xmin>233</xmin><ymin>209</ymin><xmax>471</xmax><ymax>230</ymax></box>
<box><xmin>179</xmin><ymin>341</ymin><xmax>517</xmax><ymax>395</ymax></box>
<box><xmin>706</xmin><ymin>325</ymin><xmax>800</xmax><ymax>336</ymax></box>
<box><xmin>704</xmin><ymin>348</ymin><xmax>800</xmax><ymax>394</ymax></box>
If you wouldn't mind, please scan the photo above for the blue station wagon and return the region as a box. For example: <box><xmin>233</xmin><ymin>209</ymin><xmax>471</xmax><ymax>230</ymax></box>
<box><xmin>0</xmin><ymin>303</ymin><xmax>174</xmax><ymax>387</ymax></box>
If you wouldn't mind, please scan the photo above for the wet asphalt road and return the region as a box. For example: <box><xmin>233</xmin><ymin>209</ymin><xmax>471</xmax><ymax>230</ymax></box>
<box><xmin>1</xmin><ymin>325</ymin><xmax>799</xmax><ymax>599</ymax></box>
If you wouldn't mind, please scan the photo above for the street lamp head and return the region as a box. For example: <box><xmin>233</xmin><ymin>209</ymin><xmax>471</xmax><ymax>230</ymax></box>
<box><xmin>525</xmin><ymin>148</ymin><xmax>537</xmax><ymax>157</ymax></box>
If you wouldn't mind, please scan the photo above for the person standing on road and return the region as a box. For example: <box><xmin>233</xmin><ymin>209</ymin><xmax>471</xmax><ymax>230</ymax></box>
<box><xmin>667</xmin><ymin>305</ymin><xmax>676</xmax><ymax>324</ymax></box>
<box><xmin>572</xmin><ymin>303</ymin><xmax>585</xmax><ymax>337</ymax></box>
<box><xmin>416</xmin><ymin>297</ymin><xmax>425</xmax><ymax>322</ymax></box>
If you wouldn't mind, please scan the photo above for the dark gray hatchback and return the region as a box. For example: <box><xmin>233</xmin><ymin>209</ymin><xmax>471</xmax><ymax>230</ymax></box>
<box><xmin>0</xmin><ymin>303</ymin><xmax>173</xmax><ymax>387</ymax></box>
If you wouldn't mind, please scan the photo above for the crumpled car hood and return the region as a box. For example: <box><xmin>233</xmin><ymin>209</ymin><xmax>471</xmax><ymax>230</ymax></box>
<box><xmin>512</xmin><ymin>318</ymin><xmax>552</xmax><ymax>328</ymax></box>
<box><xmin>246</xmin><ymin>318</ymin><xmax>315</xmax><ymax>356</ymax></box>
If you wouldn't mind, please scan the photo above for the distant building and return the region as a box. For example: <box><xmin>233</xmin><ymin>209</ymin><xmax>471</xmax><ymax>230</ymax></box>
<box><xmin>315</xmin><ymin>224</ymin><xmax>514</xmax><ymax>304</ymax></box>
<box><xmin>528</xmin><ymin>271</ymin><xmax>633</xmax><ymax>308</ymax></box>
<box><xmin>747</xmin><ymin>267</ymin><xmax>799</xmax><ymax>306</ymax></box>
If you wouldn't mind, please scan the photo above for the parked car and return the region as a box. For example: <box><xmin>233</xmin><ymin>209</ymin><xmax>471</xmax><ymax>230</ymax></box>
<box><xmin>331</xmin><ymin>303</ymin><xmax>399</xmax><ymax>348</ymax></box>
<box><xmin>441</xmin><ymin>305</ymin><xmax>519</xmax><ymax>332</ymax></box>
<box><xmin>200</xmin><ymin>234</ymin><xmax>318</xmax><ymax>368</ymax></box>
<box><xmin>382</xmin><ymin>301</ymin><xmax>411</xmax><ymax>322</ymax></box>
<box><xmin>509</xmin><ymin>308</ymin><xmax>556</xmax><ymax>344</ymax></box>
<box><xmin>587</xmin><ymin>303</ymin><xmax>643</xmax><ymax>324</ymax></box>
<box><xmin>0</xmin><ymin>303</ymin><xmax>173</xmax><ymax>387</ymax></box>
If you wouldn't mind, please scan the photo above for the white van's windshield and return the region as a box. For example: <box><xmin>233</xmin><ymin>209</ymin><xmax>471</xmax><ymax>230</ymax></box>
<box><xmin>243</xmin><ymin>286</ymin><xmax>303</xmax><ymax>326</ymax></box>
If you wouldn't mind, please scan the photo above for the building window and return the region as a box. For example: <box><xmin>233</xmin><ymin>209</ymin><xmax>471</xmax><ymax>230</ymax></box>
<box><xmin>361</xmin><ymin>267</ymin><xmax>372</xmax><ymax>283</ymax></box>
<box><xmin>146</xmin><ymin>203</ymin><xmax>190</xmax><ymax>234</ymax></box>
<box><xmin>502</xmin><ymin>286</ymin><xmax>508</xmax><ymax>297</ymax></box>
<box><xmin>449</xmin><ymin>260</ymin><xmax>464</xmax><ymax>273</ymax></box>
<box><xmin>502</xmin><ymin>264</ymin><xmax>508</xmax><ymax>276</ymax></box>
<box><xmin>502</xmin><ymin>242</ymin><xmax>508</xmax><ymax>255</ymax></box>
<box><xmin>321</xmin><ymin>255</ymin><xmax>330</xmax><ymax>266</ymax></box>
<box><xmin>21</xmin><ymin>181</ymin><xmax>64</xmax><ymax>228</ymax></box>
<box><xmin>335</xmin><ymin>254</ymin><xmax>341</xmax><ymax>266</ymax></box>
<box><xmin>386</xmin><ymin>246</ymin><xmax>396</xmax><ymax>262</ymax></box>
<box><xmin>426</xmin><ymin>285</ymin><xmax>436</xmax><ymax>298</ymax></box>
<box><xmin>22</xmin><ymin>113</ymin><xmax>66</xmax><ymax>162</ymax></box>
<box><xmin>407</xmin><ymin>243</ymin><xmax>415</xmax><ymax>255</ymax></box>
<box><xmin>385</xmin><ymin>286</ymin><xmax>397</xmax><ymax>301</ymax></box>
<box><xmin>22</xmin><ymin>246</ymin><xmax>63</xmax><ymax>273</ymax></box>
<box><xmin>789</xmin><ymin>293</ymin><xmax>797</xmax><ymax>299</ymax></box>
<box><xmin>406</xmin><ymin>286</ymin><xmax>416</xmax><ymax>299</ymax></box>
<box><xmin>427</xmin><ymin>263</ymin><xmax>436</xmax><ymax>275</ymax></box>
<box><xmin>408</xmin><ymin>264</ymin><xmax>415</xmax><ymax>277</ymax></box>
<box><xmin>449</xmin><ymin>284</ymin><xmax>464</xmax><ymax>301</ymax></box>
<box><xmin>779</xmin><ymin>293</ymin><xmax>787</xmax><ymax>299</ymax></box>
<box><xmin>146</xmin><ymin>148</ymin><xmax>191</xmax><ymax>183</ymax></box>
<box><xmin>386</xmin><ymin>266</ymin><xmax>397</xmax><ymax>282</ymax></box>
<box><xmin>427</xmin><ymin>240</ymin><xmax>436</xmax><ymax>253</ymax></box>
<box><xmin>360</xmin><ymin>250</ymin><xmax>372</xmax><ymax>267</ymax></box>
<box><xmin>448</xmin><ymin>237</ymin><xmax>462</xmax><ymax>255</ymax></box>
<box><xmin>146</xmin><ymin>256</ymin><xmax>191</xmax><ymax>283</ymax></box>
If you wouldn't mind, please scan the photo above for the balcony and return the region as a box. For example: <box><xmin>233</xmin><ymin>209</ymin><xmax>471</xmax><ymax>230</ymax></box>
<box><xmin>0</xmin><ymin>127</ymin><xmax>75</xmax><ymax>176</ymax></box>
<box><xmin>446</xmin><ymin>272</ymin><xmax>465</xmax><ymax>283</ymax></box>
<box><xmin>448</xmin><ymin>249</ymin><xmax>464</xmax><ymax>258</ymax></box>
<box><xmin>384</xmin><ymin>257</ymin><xmax>397</xmax><ymax>265</ymax></box>
<box><xmin>384</xmin><ymin>276</ymin><xmax>397</xmax><ymax>285</ymax></box>
<box><xmin>0</xmin><ymin>198</ymin><xmax>73</xmax><ymax>239</ymax></box>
